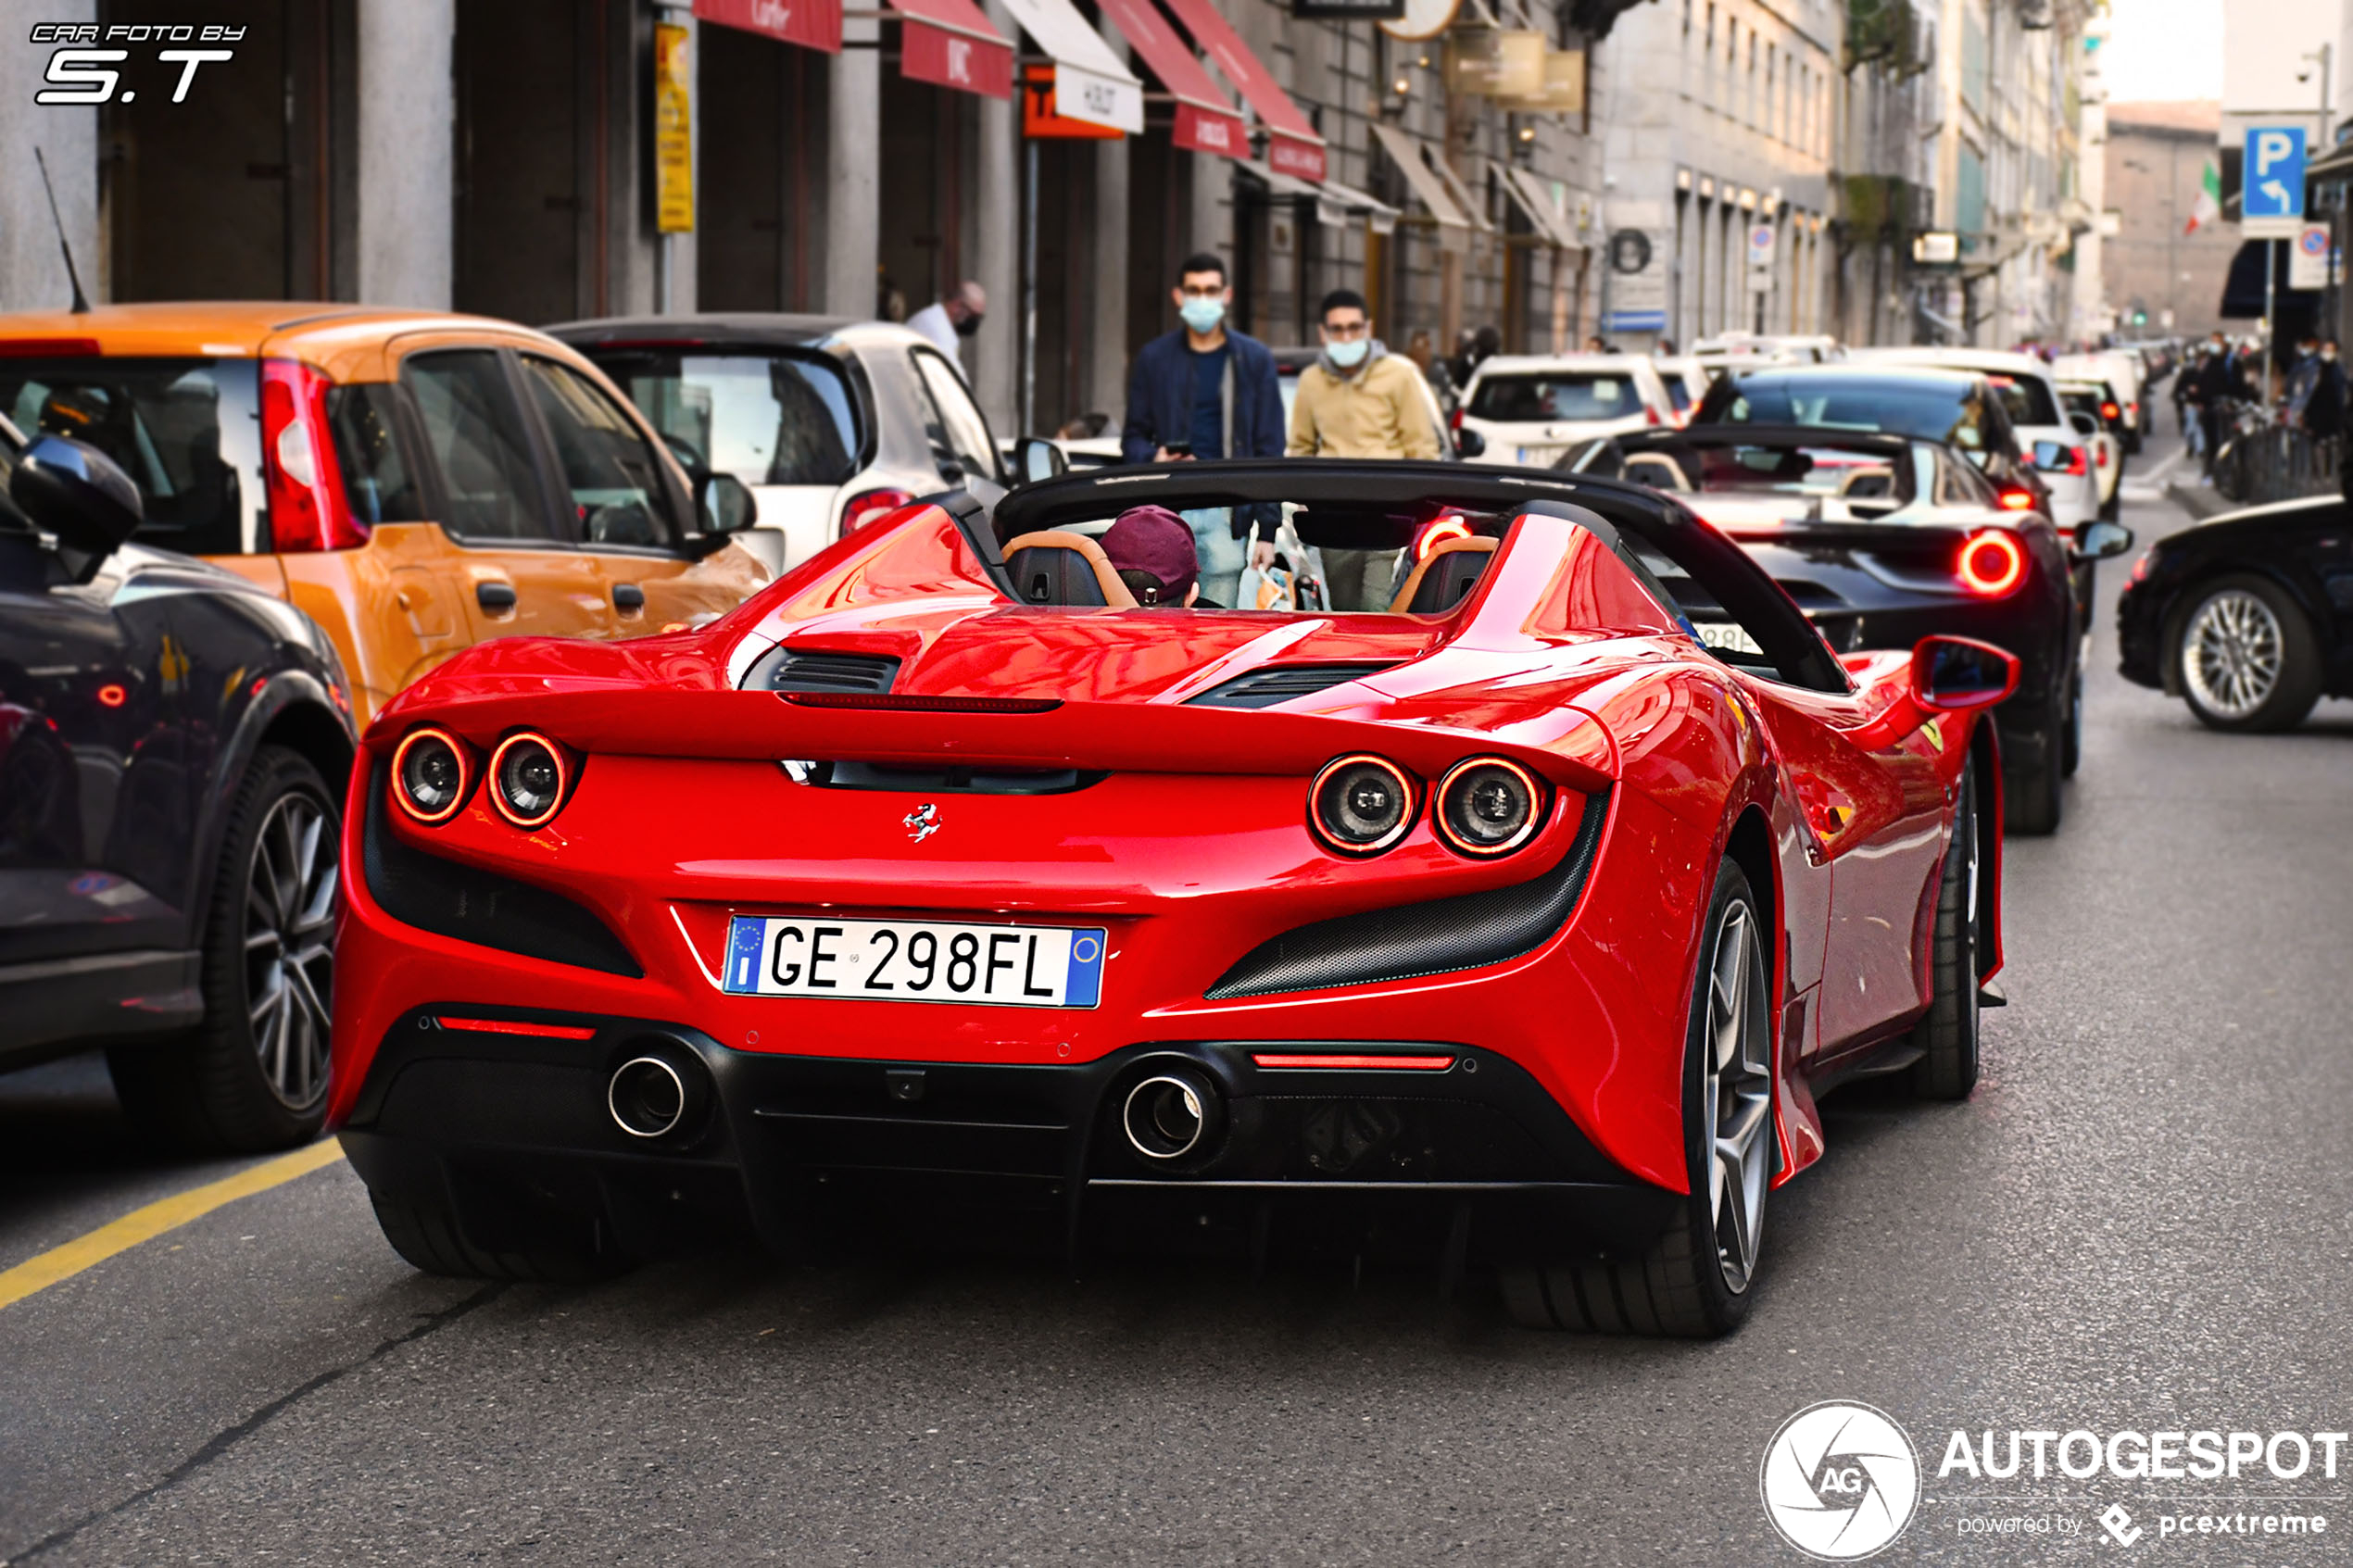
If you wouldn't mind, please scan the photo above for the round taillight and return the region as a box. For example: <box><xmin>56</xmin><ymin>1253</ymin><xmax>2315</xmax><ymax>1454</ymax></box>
<box><xmin>1435</xmin><ymin>758</ymin><xmax>1544</xmax><ymax>856</ymax></box>
<box><xmin>488</xmin><ymin>732</ymin><xmax>572</xmax><ymax>829</ymax></box>
<box><xmin>392</xmin><ymin>727</ymin><xmax>471</xmax><ymax>824</ymax></box>
<box><xmin>1309</xmin><ymin>754</ymin><xmax>1416</xmax><ymax>855</ymax></box>
<box><xmin>1957</xmin><ymin>531</ymin><xmax>2026</xmax><ymax>597</ymax></box>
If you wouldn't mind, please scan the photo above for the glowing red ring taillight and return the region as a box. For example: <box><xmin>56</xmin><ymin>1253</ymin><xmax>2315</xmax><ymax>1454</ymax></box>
<box><xmin>1957</xmin><ymin>531</ymin><xmax>2027</xmax><ymax>596</ymax></box>
<box><xmin>1308</xmin><ymin>754</ymin><xmax>1418</xmax><ymax>856</ymax></box>
<box><xmin>1433</xmin><ymin>757</ymin><xmax>1546</xmax><ymax>857</ymax></box>
<box><xmin>390</xmin><ymin>726</ymin><xmax>472</xmax><ymax>825</ymax></box>
<box><xmin>487</xmin><ymin>732</ymin><xmax>573</xmax><ymax>830</ymax></box>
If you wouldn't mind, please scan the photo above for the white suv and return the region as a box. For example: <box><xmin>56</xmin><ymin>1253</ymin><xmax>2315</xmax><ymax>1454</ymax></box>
<box><xmin>1849</xmin><ymin>347</ymin><xmax>2099</xmax><ymax>538</ymax></box>
<box><xmin>1456</xmin><ymin>355</ymin><xmax>1676</xmax><ymax>467</ymax></box>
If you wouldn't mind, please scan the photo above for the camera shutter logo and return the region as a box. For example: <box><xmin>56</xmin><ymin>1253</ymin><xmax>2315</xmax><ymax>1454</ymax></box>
<box><xmin>1759</xmin><ymin>1401</ymin><xmax>1920</xmax><ymax>1560</ymax></box>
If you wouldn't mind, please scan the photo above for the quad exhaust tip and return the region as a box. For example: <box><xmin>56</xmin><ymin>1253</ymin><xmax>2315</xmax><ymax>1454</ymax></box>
<box><xmin>1123</xmin><ymin>1071</ymin><xmax>1222</xmax><ymax>1162</ymax></box>
<box><xmin>610</xmin><ymin>1055</ymin><xmax>689</xmax><ymax>1139</ymax></box>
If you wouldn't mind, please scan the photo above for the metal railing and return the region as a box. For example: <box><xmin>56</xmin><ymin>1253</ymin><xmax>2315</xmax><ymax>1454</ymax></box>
<box><xmin>2210</xmin><ymin>403</ymin><xmax>2343</xmax><ymax>506</ymax></box>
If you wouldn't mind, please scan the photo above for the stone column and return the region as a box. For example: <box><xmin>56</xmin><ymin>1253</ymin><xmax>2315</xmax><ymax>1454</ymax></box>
<box><xmin>971</xmin><ymin>0</ymin><xmax>1020</xmax><ymax>435</ymax></box>
<box><xmin>1089</xmin><ymin>22</ymin><xmax>1133</xmax><ymax>431</ymax></box>
<box><xmin>358</xmin><ymin>0</ymin><xmax>454</xmax><ymax>307</ymax></box>
<box><xmin>0</xmin><ymin>0</ymin><xmax>99</xmax><ymax>309</ymax></box>
<box><xmin>824</xmin><ymin>12</ymin><xmax>881</xmax><ymax>317</ymax></box>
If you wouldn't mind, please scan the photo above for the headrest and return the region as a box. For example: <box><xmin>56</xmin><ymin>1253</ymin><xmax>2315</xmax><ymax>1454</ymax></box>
<box><xmin>1000</xmin><ymin>529</ymin><xmax>1139</xmax><ymax>608</ymax></box>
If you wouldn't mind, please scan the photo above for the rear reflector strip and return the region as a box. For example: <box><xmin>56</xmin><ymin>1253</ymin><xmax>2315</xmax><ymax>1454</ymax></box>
<box><xmin>434</xmin><ymin>1016</ymin><xmax>599</xmax><ymax>1040</ymax></box>
<box><xmin>780</xmin><ymin>693</ymin><xmax>1061</xmax><ymax>714</ymax></box>
<box><xmin>1250</xmin><ymin>1052</ymin><xmax>1455</xmax><ymax>1071</ymax></box>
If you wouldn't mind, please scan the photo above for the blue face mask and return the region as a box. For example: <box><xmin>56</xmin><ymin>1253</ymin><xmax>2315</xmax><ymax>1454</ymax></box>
<box><xmin>1179</xmin><ymin>297</ymin><xmax>1227</xmax><ymax>334</ymax></box>
<box><xmin>1326</xmin><ymin>336</ymin><xmax>1369</xmax><ymax>368</ymax></box>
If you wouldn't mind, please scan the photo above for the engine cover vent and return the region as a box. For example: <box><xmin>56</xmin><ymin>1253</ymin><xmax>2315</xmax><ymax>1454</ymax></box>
<box><xmin>746</xmin><ymin>647</ymin><xmax>903</xmax><ymax>694</ymax></box>
<box><xmin>1186</xmin><ymin>662</ymin><xmax>1395</xmax><ymax>709</ymax></box>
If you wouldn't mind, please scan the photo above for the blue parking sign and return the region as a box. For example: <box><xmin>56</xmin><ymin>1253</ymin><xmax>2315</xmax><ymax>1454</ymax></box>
<box><xmin>2246</xmin><ymin>125</ymin><xmax>2307</xmax><ymax>221</ymax></box>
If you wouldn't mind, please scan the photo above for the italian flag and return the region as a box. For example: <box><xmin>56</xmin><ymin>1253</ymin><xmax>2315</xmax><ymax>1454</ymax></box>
<box><xmin>2185</xmin><ymin>160</ymin><xmax>2221</xmax><ymax>234</ymax></box>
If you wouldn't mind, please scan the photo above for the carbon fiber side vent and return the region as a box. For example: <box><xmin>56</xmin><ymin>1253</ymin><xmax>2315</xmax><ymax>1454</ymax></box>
<box><xmin>746</xmin><ymin>646</ymin><xmax>903</xmax><ymax>694</ymax></box>
<box><xmin>361</xmin><ymin>762</ymin><xmax>642</xmax><ymax>977</ymax></box>
<box><xmin>1204</xmin><ymin>789</ymin><xmax>1611</xmax><ymax>998</ymax></box>
<box><xmin>1186</xmin><ymin>663</ymin><xmax>1395</xmax><ymax>709</ymax></box>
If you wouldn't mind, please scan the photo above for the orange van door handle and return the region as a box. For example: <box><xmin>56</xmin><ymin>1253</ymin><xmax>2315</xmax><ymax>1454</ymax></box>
<box><xmin>612</xmin><ymin>583</ymin><xmax>645</xmax><ymax>611</ymax></box>
<box><xmin>475</xmin><ymin>582</ymin><xmax>517</xmax><ymax>611</ymax></box>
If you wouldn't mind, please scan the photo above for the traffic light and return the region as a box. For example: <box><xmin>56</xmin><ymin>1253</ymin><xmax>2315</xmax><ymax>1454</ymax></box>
<box><xmin>2132</xmin><ymin>310</ymin><xmax>2147</xmax><ymax>325</ymax></box>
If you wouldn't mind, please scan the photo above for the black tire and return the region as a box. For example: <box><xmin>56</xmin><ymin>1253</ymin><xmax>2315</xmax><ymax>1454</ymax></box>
<box><xmin>108</xmin><ymin>746</ymin><xmax>341</xmax><ymax>1153</ymax></box>
<box><xmin>370</xmin><ymin>1190</ymin><xmax>626</xmax><ymax>1285</ymax></box>
<box><xmin>2061</xmin><ymin>664</ymin><xmax>2083</xmax><ymax>779</ymax></box>
<box><xmin>2172</xmin><ymin>574</ymin><xmax>2324</xmax><ymax>734</ymax></box>
<box><xmin>1500</xmin><ymin>859</ymin><xmax>1773</xmax><ymax>1338</ymax></box>
<box><xmin>2002</xmin><ymin>709</ymin><xmax>2065</xmax><ymax>836</ymax></box>
<box><xmin>1909</xmin><ymin>763</ymin><xmax>1983</xmax><ymax>1100</ymax></box>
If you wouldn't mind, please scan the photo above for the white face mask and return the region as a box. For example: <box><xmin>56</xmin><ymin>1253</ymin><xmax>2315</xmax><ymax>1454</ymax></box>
<box><xmin>1326</xmin><ymin>336</ymin><xmax>1369</xmax><ymax>368</ymax></box>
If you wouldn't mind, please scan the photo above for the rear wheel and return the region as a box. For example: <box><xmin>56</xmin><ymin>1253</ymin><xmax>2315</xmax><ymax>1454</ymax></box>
<box><xmin>2176</xmin><ymin>575</ymin><xmax>2322</xmax><ymax>733</ymax></box>
<box><xmin>1501</xmin><ymin>859</ymin><xmax>1773</xmax><ymax>1337</ymax></box>
<box><xmin>110</xmin><ymin>746</ymin><xmax>339</xmax><ymax>1152</ymax></box>
<box><xmin>2061</xmin><ymin>662</ymin><xmax>2084</xmax><ymax>778</ymax></box>
<box><xmin>1909</xmin><ymin>765</ymin><xmax>1983</xmax><ymax>1100</ymax></box>
<box><xmin>370</xmin><ymin>1190</ymin><xmax>627</xmax><ymax>1285</ymax></box>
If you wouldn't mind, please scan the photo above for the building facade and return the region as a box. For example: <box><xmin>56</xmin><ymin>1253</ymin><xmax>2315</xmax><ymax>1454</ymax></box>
<box><xmin>0</xmin><ymin>0</ymin><xmax>1648</xmax><ymax>445</ymax></box>
<box><xmin>2103</xmin><ymin>101</ymin><xmax>2239</xmax><ymax>341</ymax></box>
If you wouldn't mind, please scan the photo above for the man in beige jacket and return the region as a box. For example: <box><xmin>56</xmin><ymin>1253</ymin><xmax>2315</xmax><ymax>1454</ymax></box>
<box><xmin>1287</xmin><ymin>289</ymin><xmax>1441</xmax><ymax>610</ymax></box>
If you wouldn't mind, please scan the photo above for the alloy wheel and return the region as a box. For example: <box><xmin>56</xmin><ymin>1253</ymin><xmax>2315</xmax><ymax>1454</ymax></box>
<box><xmin>2182</xmin><ymin>588</ymin><xmax>2284</xmax><ymax>720</ymax></box>
<box><xmin>1702</xmin><ymin>900</ymin><xmax>1774</xmax><ymax>1295</ymax></box>
<box><xmin>243</xmin><ymin>792</ymin><xmax>337</xmax><ymax>1109</ymax></box>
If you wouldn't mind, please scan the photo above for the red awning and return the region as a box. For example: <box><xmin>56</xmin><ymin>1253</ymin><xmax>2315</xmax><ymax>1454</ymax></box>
<box><xmin>694</xmin><ymin>0</ymin><xmax>842</xmax><ymax>53</ymax></box>
<box><xmin>1096</xmin><ymin>0</ymin><xmax>1247</xmax><ymax>159</ymax></box>
<box><xmin>889</xmin><ymin>0</ymin><xmax>1013</xmax><ymax>98</ymax></box>
<box><xmin>1154</xmin><ymin>0</ymin><xmax>1325</xmax><ymax>182</ymax></box>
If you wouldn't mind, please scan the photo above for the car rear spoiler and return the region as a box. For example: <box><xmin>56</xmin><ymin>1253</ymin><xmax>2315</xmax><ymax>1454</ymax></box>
<box><xmin>363</xmin><ymin>687</ymin><xmax>1618</xmax><ymax>791</ymax></box>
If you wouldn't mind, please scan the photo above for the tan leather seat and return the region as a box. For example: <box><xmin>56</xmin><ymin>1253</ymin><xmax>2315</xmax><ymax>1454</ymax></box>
<box><xmin>1001</xmin><ymin>530</ymin><xmax>1139</xmax><ymax>608</ymax></box>
<box><xmin>1388</xmin><ymin>535</ymin><xmax>1499</xmax><ymax>614</ymax></box>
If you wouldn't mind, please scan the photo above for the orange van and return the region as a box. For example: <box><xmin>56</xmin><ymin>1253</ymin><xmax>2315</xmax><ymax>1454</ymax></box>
<box><xmin>0</xmin><ymin>304</ymin><xmax>769</xmax><ymax>723</ymax></box>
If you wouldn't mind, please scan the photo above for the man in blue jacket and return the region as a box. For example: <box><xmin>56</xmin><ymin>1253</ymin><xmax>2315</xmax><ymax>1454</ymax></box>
<box><xmin>1121</xmin><ymin>252</ymin><xmax>1284</xmax><ymax>599</ymax></box>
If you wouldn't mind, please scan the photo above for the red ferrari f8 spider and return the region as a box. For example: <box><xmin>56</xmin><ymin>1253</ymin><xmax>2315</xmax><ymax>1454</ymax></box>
<box><xmin>329</xmin><ymin>461</ymin><xmax>2015</xmax><ymax>1336</ymax></box>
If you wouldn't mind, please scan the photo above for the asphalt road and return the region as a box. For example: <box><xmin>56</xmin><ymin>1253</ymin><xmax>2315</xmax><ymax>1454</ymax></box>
<box><xmin>6</xmin><ymin>436</ymin><xmax>2350</xmax><ymax>1566</ymax></box>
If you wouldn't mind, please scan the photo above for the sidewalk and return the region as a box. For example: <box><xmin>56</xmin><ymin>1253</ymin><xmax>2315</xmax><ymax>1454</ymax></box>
<box><xmin>2162</xmin><ymin>480</ymin><xmax>2231</xmax><ymax>522</ymax></box>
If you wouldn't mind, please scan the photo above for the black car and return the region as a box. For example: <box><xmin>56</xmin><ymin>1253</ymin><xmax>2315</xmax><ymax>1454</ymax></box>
<box><xmin>1571</xmin><ymin>426</ymin><xmax>2132</xmax><ymax>834</ymax></box>
<box><xmin>2117</xmin><ymin>493</ymin><xmax>2353</xmax><ymax>732</ymax></box>
<box><xmin>1688</xmin><ymin>362</ymin><xmax>2062</xmax><ymax>513</ymax></box>
<box><xmin>2</xmin><ymin>432</ymin><xmax>356</xmax><ymax>1149</ymax></box>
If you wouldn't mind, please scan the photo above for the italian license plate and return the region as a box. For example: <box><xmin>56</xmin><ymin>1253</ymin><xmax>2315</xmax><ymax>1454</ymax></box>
<box><xmin>721</xmin><ymin>915</ymin><xmax>1106</xmax><ymax>1008</ymax></box>
<box><xmin>1517</xmin><ymin>445</ymin><xmax>1562</xmax><ymax>465</ymax></box>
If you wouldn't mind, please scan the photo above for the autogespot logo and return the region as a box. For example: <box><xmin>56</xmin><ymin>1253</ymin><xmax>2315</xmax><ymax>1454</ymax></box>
<box><xmin>1761</xmin><ymin>1401</ymin><xmax>1922</xmax><ymax>1561</ymax></box>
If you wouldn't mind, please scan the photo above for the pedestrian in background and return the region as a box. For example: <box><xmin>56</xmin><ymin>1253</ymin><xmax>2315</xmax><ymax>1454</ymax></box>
<box><xmin>2303</xmin><ymin>340</ymin><xmax>2346</xmax><ymax>444</ymax></box>
<box><xmin>2286</xmin><ymin>333</ymin><xmax>2322</xmax><ymax>420</ymax></box>
<box><xmin>907</xmin><ymin>281</ymin><xmax>988</xmax><ymax>369</ymax></box>
<box><xmin>1119</xmin><ymin>253</ymin><xmax>1284</xmax><ymax>599</ymax></box>
<box><xmin>1289</xmin><ymin>289</ymin><xmax>1440</xmax><ymax>610</ymax></box>
<box><xmin>2191</xmin><ymin>331</ymin><xmax>2244</xmax><ymax>481</ymax></box>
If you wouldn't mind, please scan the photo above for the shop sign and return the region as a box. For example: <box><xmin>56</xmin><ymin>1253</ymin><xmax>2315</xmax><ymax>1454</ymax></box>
<box><xmin>1023</xmin><ymin>65</ymin><xmax>1126</xmax><ymax>139</ymax></box>
<box><xmin>693</xmin><ymin>0</ymin><xmax>843</xmax><ymax>53</ymax></box>
<box><xmin>1496</xmin><ymin>47</ymin><xmax>1584</xmax><ymax>115</ymax></box>
<box><xmin>655</xmin><ymin>22</ymin><xmax>693</xmax><ymax>234</ymax></box>
<box><xmin>1176</xmin><ymin>102</ymin><xmax>1247</xmax><ymax>159</ymax></box>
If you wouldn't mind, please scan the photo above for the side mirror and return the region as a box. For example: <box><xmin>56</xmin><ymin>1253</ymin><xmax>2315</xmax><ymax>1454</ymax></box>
<box><xmin>1911</xmin><ymin>634</ymin><xmax>2020</xmax><ymax>713</ymax></box>
<box><xmin>696</xmin><ymin>471</ymin><xmax>758</xmax><ymax>534</ymax></box>
<box><xmin>2074</xmin><ymin>520</ymin><xmax>2133</xmax><ymax>560</ymax></box>
<box><xmin>10</xmin><ymin>435</ymin><xmax>142</xmax><ymax>577</ymax></box>
<box><xmin>2031</xmin><ymin>440</ymin><xmax>2078</xmax><ymax>472</ymax></box>
<box><xmin>1454</xmin><ymin>427</ymin><xmax>1487</xmax><ymax>459</ymax></box>
<box><xmin>1010</xmin><ymin>436</ymin><xmax>1067</xmax><ymax>486</ymax></box>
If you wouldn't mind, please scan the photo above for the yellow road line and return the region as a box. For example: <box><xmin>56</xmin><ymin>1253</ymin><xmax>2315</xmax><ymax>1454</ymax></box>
<box><xmin>0</xmin><ymin>1139</ymin><xmax>346</xmax><ymax>1312</ymax></box>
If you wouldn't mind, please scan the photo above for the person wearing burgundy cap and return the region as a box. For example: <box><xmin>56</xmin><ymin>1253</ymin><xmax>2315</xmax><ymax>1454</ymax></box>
<box><xmin>1100</xmin><ymin>505</ymin><xmax>1210</xmax><ymax>607</ymax></box>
